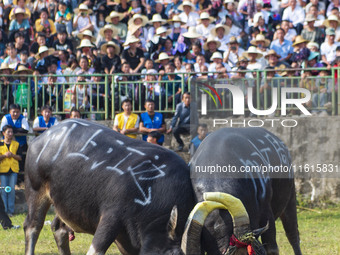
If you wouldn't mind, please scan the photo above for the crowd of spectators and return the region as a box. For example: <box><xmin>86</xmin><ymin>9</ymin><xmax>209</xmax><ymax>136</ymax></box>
<box><xmin>0</xmin><ymin>0</ymin><xmax>339</xmax><ymax>115</ymax></box>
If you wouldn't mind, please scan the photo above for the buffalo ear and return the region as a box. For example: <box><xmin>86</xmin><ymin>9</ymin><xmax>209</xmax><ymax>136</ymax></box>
<box><xmin>167</xmin><ymin>205</ymin><xmax>178</xmax><ymax>241</ymax></box>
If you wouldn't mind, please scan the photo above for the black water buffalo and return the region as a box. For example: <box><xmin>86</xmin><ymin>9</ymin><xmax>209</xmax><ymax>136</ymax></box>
<box><xmin>24</xmin><ymin>119</ymin><xmax>195</xmax><ymax>255</ymax></box>
<box><xmin>182</xmin><ymin>128</ymin><xmax>302</xmax><ymax>255</ymax></box>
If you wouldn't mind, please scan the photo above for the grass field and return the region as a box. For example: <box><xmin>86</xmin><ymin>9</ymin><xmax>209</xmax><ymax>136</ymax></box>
<box><xmin>2</xmin><ymin>206</ymin><xmax>340</xmax><ymax>254</ymax></box>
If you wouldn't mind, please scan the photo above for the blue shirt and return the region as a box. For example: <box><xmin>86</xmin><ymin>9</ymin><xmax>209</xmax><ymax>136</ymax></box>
<box><xmin>9</xmin><ymin>19</ymin><xmax>30</xmax><ymax>31</ymax></box>
<box><xmin>140</xmin><ymin>112</ymin><xmax>164</xmax><ymax>144</ymax></box>
<box><xmin>270</xmin><ymin>39</ymin><xmax>294</xmax><ymax>61</ymax></box>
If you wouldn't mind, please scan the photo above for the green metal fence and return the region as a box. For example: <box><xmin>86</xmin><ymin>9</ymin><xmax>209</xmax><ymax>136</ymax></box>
<box><xmin>0</xmin><ymin>68</ymin><xmax>339</xmax><ymax>120</ymax></box>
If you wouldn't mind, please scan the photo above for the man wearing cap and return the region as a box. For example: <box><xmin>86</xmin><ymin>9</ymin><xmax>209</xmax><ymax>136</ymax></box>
<box><xmin>223</xmin><ymin>36</ymin><xmax>245</xmax><ymax>68</ymax></box>
<box><xmin>73</xmin><ymin>4</ymin><xmax>94</xmax><ymax>37</ymax></box>
<box><xmin>301</xmin><ymin>14</ymin><xmax>324</xmax><ymax>45</ymax></box>
<box><xmin>208</xmin><ymin>51</ymin><xmax>231</xmax><ymax>78</ymax></box>
<box><xmin>282</xmin><ymin>0</ymin><xmax>305</xmax><ymax>34</ymax></box>
<box><xmin>203</xmin><ymin>35</ymin><xmax>223</xmax><ymax>63</ymax></box>
<box><xmin>212</xmin><ymin>24</ymin><xmax>230</xmax><ymax>51</ymax></box>
<box><xmin>196</xmin><ymin>12</ymin><xmax>215</xmax><ymax>39</ymax></box>
<box><xmin>101</xmin><ymin>41</ymin><xmax>121</xmax><ymax>74</ymax></box>
<box><xmin>270</xmin><ymin>28</ymin><xmax>294</xmax><ymax>63</ymax></box>
<box><xmin>178</xmin><ymin>1</ymin><xmax>200</xmax><ymax>28</ymax></box>
<box><xmin>265</xmin><ymin>49</ymin><xmax>282</xmax><ymax>68</ymax></box>
<box><xmin>8</xmin><ymin>8</ymin><xmax>31</xmax><ymax>43</ymax></box>
<box><xmin>97</xmin><ymin>24</ymin><xmax>119</xmax><ymax>49</ymax></box>
<box><xmin>321</xmin><ymin>28</ymin><xmax>340</xmax><ymax>68</ymax></box>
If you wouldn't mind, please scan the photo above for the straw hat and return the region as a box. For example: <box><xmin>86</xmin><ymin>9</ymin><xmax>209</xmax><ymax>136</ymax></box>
<box><xmin>224</xmin><ymin>0</ymin><xmax>234</xmax><ymax>4</ymax></box>
<box><xmin>210</xmin><ymin>51</ymin><xmax>223</xmax><ymax>61</ymax></box>
<box><xmin>307</xmin><ymin>41</ymin><xmax>319</xmax><ymax>50</ymax></box>
<box><xmin>155</xmin><ymin>52</ymin><xmax>174</xmax><ymax>63</ymax></box>
<box><xmin>203</xmin><ymin>35</ymin><xmax>221</xmax><ymax>51</ymax></box>
<box><xmin>128</xmin><ymin>24</ymin><xmax>143</xmax><ymax>35</ymax></box>
<box><xmin>13</xmin><ymin>65</ymin><xmax>33</xmax><ymax>74</ymax></box>
<box><xmin>77</xmin><ymin>30</ymin><xmax>96</xmax><ymax>43</ymax></box>
<box><xmin>74</xmin><ymin>3</ymin><xmax>93</xmax><ymax>14</ymax></box>
<box><xmin>76</xmin><ymin>39</ymin><xmax>95</xmax><ymax>49</ymax></box>
<box><xmin>323</xmin><ymin>15</ymin><xmax>340</xmax><ymax>28</ymax></box>
<box><xmin>10</xmin><ymin>8</ymin><xmax>29</xmax><ymax>20</ymax></box>
<box><xmin>149</xmin><ymin>14</ymin><xmax>167</xmax><ymax>25</ymax></box>
<box><xmin>0</xmin><ymin>63</ymin><xmax>13</xmax><ymax>74</ymax></box>
<box><xmin>156</xmin><ymin>26</ymin><xmax>172</xmax><ymax>36</ymax></box>
<box><xmin>275</xmin><ymin>64</ymin><xmax>289</xmax><ymax>77</ymax></box>
<box><xmin>198</xmin><ymin>12</ymin><xmax>215</xmax><ymax>23</ymax></box>
<box><xmin>250</xmin><ymin>34</ymin><xmax>270</xmax><ymax>47</ymax></box>
<box><xmin>99</xmin><ymin>24</ymin><xmax>118</xmax><ymax>37</ymax></box>
<box><xmin>183</xmin><ymin>27</ymin><xmax>201</xmax><ymax>38</ymax></box>
<box><xmin>105</xmin><ymin>11</ymin><xmax>125</xmax><ymax>23</ymax></box>
<box><xmin>242</xmin><ymin>46</ymin><xmax>263</xmax><ymax>59</ymax></box>
<box><xmin>264</xmin><ymin>49</ymin><xmax>281</xmax><ymax>59</ymax></box>
<box><xmin>101</xmin><ymin>41</ymin><xmax>120</xmax><ymax>55</ymax></box>
<box><xmin>35</xmin><ymin>46</ymin><xmax>55</xmax><ymax>59</ymax></box>
<box><xmin>167</xmin><ymin>15</ymin><xmax>186</xmax><ymax>24</ymax></box>
<box><xmin>123</xmin><ymin>35</ymin><xmax>140</xmax><ymax>47</ymax></box>
<box><xmin>178</xmin><ymin>1</ymin><xmax>195</xmax><ymax>11</ymax></box>
<box><xmin>305</xmin><ymin>14</ymin><xmax>317</xmax><ymax>23</ymax></box>
<box><xmin>292</xmin><ymin>35</ymin><xmax>309</xmax><ymax>47</ymax></box>
<box><xmin>211</xmin><ymin>24</ymin><xmax>230</xmax><ymax>36</ymax></box>
<box><xmin>228</xmin><ymin>36</ymin><xmax>238</xmax><ymax>44</ymax></box>
<box><xmin>237</xmin><ymin>56</ymin><xmax>249</xmax><ymax>65</ymax></box>
<box><xmin>128</xmin><ymin>14</ymin><xmax>149</xmax><ymax>27</ymax></box>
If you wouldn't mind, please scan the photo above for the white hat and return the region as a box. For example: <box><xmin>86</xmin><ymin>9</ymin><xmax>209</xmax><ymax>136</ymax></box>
<box><xmin>123</xmin><ymin>35</ymin><xmax>140</xmax><ymax>47</ymax></box>
<box><xmin>155</xmin><ymin>52</ymin><xmax>174</xmax><ymax>63</ymax></box>
<box><xmin>35</xmin><ymin>46</ymin><xmax>55</xmax><ymax>59</ymax></box>
<box><xmin>211</xmin><ymin>24</ymin><xmax>230</xmax><ymax>36</ymax></box>
<box><xmin>77</xmin><ymin>30</ymin><xmax>96</xmax><ymax>43</ymax></box>
<box><xmin>128</xmin><ymin>14</ymin><xmax>149</xmax><ymax>27</ymax></box>
<box><xmin>307</xmin><ymin>41</ymin><xmax>319</xmax><ymax>50</ymax></box>
<box><xmin>128</xmin><ymin>24</ymin><xmax>143</xmax><ymax>35</ymax></box>
<box><xmin>74</xmin><ymin>3</ymin><xmax>93</xmax><ymax>14</ymax></box>
<box><xmin>250</xmin><ymin>34</ymin><xmax>270</xmax><ymax>47</ymax></box>
<box><xmin>0</xmin><ymin>63</ymin><xmax>14</xmax><ymax>73</ymax></box>
<box><xmin>253</xmin><ymin>12</ymin><xmax>263</xmax><ymax>25</ymax></box>
<box><xmin>178</xmin><ymin>1</ymin><xmax>195</xmax><ymax>11</ymax></box>
<box><xmin>10</xmin><ymin>7</ymin><xmax>29</xmax><ymax>20</ymax></box>
<box><xmin>101</xmin><ymin>41</ymin><xmax>120</xmax><ymax>55</ymax></box>
<box><xmin>156</xmin><ymin>26</ymin><xmax>171</xmax><ymax>36</ymax></box>
<box><xmin>210</xmin><ymin>52</ymin><xmax>223</xmax><ymax>61</ymax></box>
<box><xmin>99</xmin><ymin>24</ymin><xmax>118</xmax><ymax>37</ymax></box>
<box><xmin>203</xmin><ymin>35</ymin><xmax>221</xmax><ymax>51</ymax></box>
<box><xmin>198</xmin><ymin>12</ymin><xmax>215</xmax><ymax>23</ymax></box>
<box><xmin>323</xmin><ymin>15</ymin><xmax>340</xmax><ymax>28</ymax></box>
<box><xmin>149</xmin><ymin>14</ymin><xmax>167</xmax><ymax>25</ymax></box>
<box><xmin>77</xmin><ymin>39</ymin><xmax>95</xmax><ymax>49</ymax></box>
<box><xmin>105</xmin><ymin>11</ymin><xmax>124</xmax><ymax>23</ymax></box>
<box><xmin>183</xmin><ymin>27</ymin><xmax>201</xmax><ymax>38</ymax></box>
<box><xmin>242</xmin><ymin>46</ymin><xmax>263</xmax><ymax>59</ymax></box>
<box><xmin>167</xmin><ymin>15</ymin><xmax>186</xmax><ymax>24</ymax></box>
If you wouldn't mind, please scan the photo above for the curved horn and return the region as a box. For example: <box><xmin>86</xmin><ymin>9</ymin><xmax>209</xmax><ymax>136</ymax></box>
<box><xmin>181</xmin><ymin>201</ymin><xmax>227</xmax><ymax>255</ymax></box>
<box><xmin>204</xmin><ymin>192</ymin><xmax>250</xmax><ymax>237</ymax></box>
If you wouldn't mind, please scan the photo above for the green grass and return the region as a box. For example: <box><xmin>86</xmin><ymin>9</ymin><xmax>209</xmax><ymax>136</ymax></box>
<box><xmin>2</xmin><ymin>207</ymin><xmax>340</xmax><ymax>254</ymax></box>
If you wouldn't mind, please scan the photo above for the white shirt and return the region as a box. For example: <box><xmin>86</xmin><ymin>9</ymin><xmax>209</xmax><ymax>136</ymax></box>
<box><xmin>215</xmin><ymin>35</ymin><xmax>229</xmax><ymax>52</ymax></box>
<box><xmin>33</xmin><ymin>117</ymin><xmax>59</xmax><ymax>129</ymax></box>
<box><xmin>196</xmin><ymin>24</ymin><xmax>215</xmax><ymax>39</ymax></box>
<box><xmin>179</xmin><ymin>12</ymin><xmax>200</xmax><ymax>27</ymax></box>
<box><xmin>0</xmin><ymin>115</ymin><xmax>29</xmax><ymax>131</ymax></box>
<box><xmin>320</xmin><ymin>41</ymin><xmax>340</xmax><ymax>63</ymax></box>
<box><xmin>223</xmin><ymin>48</ymin><xmax>245</xmax><ymax>68</ymax></box>
<box><xmin>282</xmin><ymin>6</ymin><xmax>305</xmax><ymax>26</ymax></box>
<box><xmin>113</xmin><ymin>114</ymin><xmax>140</xmax><ymax>129</ymax></box>
<box><xmin>284</xmin><ymin>28</ymin><xmax>297</xmax><ymax>42</ymax></box>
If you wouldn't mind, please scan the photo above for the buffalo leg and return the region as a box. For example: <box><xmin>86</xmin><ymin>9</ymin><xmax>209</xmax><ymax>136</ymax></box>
<box><xmin>87</xmin><ymin>215</ymin><xmax>121</xmax><ymax>255</ymax></box>
<box><xmin>280</xmin><ymin>192</ymin><xmax>302</xmax><ymax>255</ymax></box>
<box><xmin>51</xmin><ymin>215</ymin><xmax>72</xmax><ymax>255</ymax></box>
<box><xmin>24</xmin><ymin>190</ymin><xmax>51</xmax><ymax>255</ymax></box>
<box><xmin>260</xmin><ymin>208</ymin><xmax>279</xmax><ymax>255</ymax></box>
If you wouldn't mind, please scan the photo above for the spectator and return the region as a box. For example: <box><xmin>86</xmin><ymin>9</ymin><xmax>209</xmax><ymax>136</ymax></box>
<box><xmin>223</xmin><ymin>36</ymin><xmax>245</xmax><ymax>68</ymax></box>
<box><xmin>32</xmin><ymin>0</ymin><xmax>48</xmax><ymax>22</ymax></box>
<box><xmin>14</xmin><ymin>31</ymin><xmax>29</xmax><ymax>55</ymax></box>
<box><xmin>72</xmin><ymin>3</ymin><xmax>94</xmax><ymax>37</ymax></box>
<box><xmin>54</xmin><ymin>1</ymin><xmax>73</xmax><ymax>37</ymax></box>
<box><xmin>212</xmin><ymin>23</ymin><xmax>230</xmax><ymax>51</ymax></box>
<box><xmin>312</xmin><ymin>69</ymin><xmax>332</xmax><ymax>116</ymax></box>
<box><xmin>3</xmin><ymin>43</ymin><xmax>20</xmax><ymax>69</ymax></box>
<box><xmin>155</xmin><ymin>52</ymin><xmax>173</xmax><ymax>71</ymax></box>
<box><xmin>121</xmin><ymin>35</ymin><xmax>145</xmax><ymax>73</ymax></box>
<box><xmin>101</xmin><ymin>41</ymin><xmax>121</xmax><ymax>74</ymax></box>
<box><xmin>178</xmin><ymin>1</ymin><xmax>200</xmax><ymax>28</ymax></box>
<box><xmin>113</xmin><ymin>98</ymin><xmax>140</xmax><ymax>138</ymax></box>
<box><xmin>63</xmin><ymin>55</ymin><xmax>81</xmax><ymax>84</ymax></box>
<box><xmin>9</xmin><ymin>0</ymin><xmax>31</xmax><ymax>21</ymax></box>
<box><xmin>147</xmin><ymin>131</ymin><xmax>161</xmax><ymax>145</ymax></box>
<box><xmin>35</xmin><ymin>8</ymin><xmax>56</xmax><ymax>36</ymax></box>
<box><xmin>29</xmin><ymin>32</ymin><xmax>47</xmax><ymax>57</ymax></box>
<box><xmin>97</xmin><ymin>24</ymin><xmax>119</xmax><ymax>49</ymax></box>
<box><xmin>282</xmin><ymin>0</ymin><xmax>305</xmax><ymax>35</ymax></box>
<box><xmin>8</xmin><ymin>7</ymin><xmax>30</xmax><ymax>43</ymax></box>
<box><xmin>71</xmin><ymin>75</ymin><xmax>92</xmax><ymax>110</ymax></box>
<box><xmin>243</xmin><ymin>46</ymin><xmax>263</xmax><ymax>70</ymax></box>
<box><xmin>165</xmin><ymin>0</ymin><xmax>182</xmax><ymax>17</ymax></box>
<box><xmin>0</xmin><ymin>63</ymin><xmax>14</xmax><ymax>111</ymax></box>
<box><xmin>270</xmin><ymin>28</ymin><xmax>294</xmax><ymax>64</ymax></box>
<box><xmin>174</xmin><ymin>55</ymin><xmax>186</xmax><ymax>73</ymax></box>
<box><xmin>168</xmin><ymin>15</ymin><xmax>186</xmax><ymax>44</ymax></box>
<box><xmin>76</xmin><ymin>42</ymin><xmax>96</xmax><ymax>71</ymax></box>
<box><xmin>308</xmin><ymin>4</ymin><xmax>324</xmax><ymax>28</ymax></box>
<box><xmin>291</xmin><ymin>35</ymin><xmax>310</xmax><ymax>68</ymax></box>
<box><xmin>139</xmin><ymin>99</ymin><xmax>166</xmax><ymax>145</ymax></box>
<box><xmin>196</xmin><ymin>12</ymin><xmax>215</xmax><ymax>40</ymax></box>
<box><xmin>190</xmin><ymin>123</ymin><xmax>208</xmax><ymax>155</ymax></box>
<box><xmin>321</xmin><ymin>28</ymin><xmax>340</xmax><ymax>69</ymax></box>
<box><xmin>147</xmin><ymin>14</ymin><xmax>167</xmax><ymax>42</ymax></box>
<box><xmin>265</xmin><ymin>49</ymin><xmax>282</xmax><ymax>68</ymax></box>
<box><xmin>128</xmin><ymin>24</ymin><xmax>147</xmax><ymax>52</ymax></box>
<box><xmin>194</xmin><ymin>53</ymin><xmax>209</xmax><ymax>74</ymax></box>
<box><xmin>208</xmin><ymin>51</ymin><xmax>231</xmax><ymax>78</ymax></box>
<box><xmin>250</xmin><ymin>33</ymin><xmax>270</xmax><ymax>57</ymax></box>
<box><xmin>0</xmin><ymin>195</ymin><xmax>20</xmax><ymax>229</ymax></box>
<box><xmin>167</xmin><ymin>92</ymin><xmax>197</xmax><ymax>151</ymax></box>
<box><xmin>17</xmin><ymin>50</ymin><xmax>30</xmax><ymax>69</ymax></box>
<box><xmin>70</xmin><ymin>107</ymin><xmax>81</xmax><ymax>118</ymax></box>
<box><xmin>34</xmin><ymin>45</ymin><xmax>55</xmax><ymax>74</ymax></box>
<box><xmin>0</xmin><ymin>125</ymin><xmax>22</xmax><ymax>216</ymax></box>
<box><xmin>203</xmin><ymin>35</ymin><xmax>222</xmax><ymax>63</ymax></box>
<box><xmin>105</xmin><ymin>11</ymin><xmax>128</xmax><ymax>44</ymax></box>
<box><xmin>158</xmin><ymin>63</ymin><xmax>182</xmax><ymax>107</ymax></box>
<box><xmin>301</xmin><ymin>14</ymin><xmax>324</xmax><ymax>45</ymax></box>
<box><xmin>280</xmin><ymin>19</ymin><xmax>297</xmax><ymax>42</ymax></box>
<box><xmin>32</xmin><ymin>105</ymin><xmax>58</xmax><ymax>133</ymax></box>
<box><xmin>143</xmin><ymin>69</ymin><xmax>163</xmax><ymax>108</ymax></box>
<box><xmin>52</xmin><ymin>26</ymin><xmax>74</xmax><ymax>54</ymax></box>
<box><xmin>323</xmin><ymin>15</ymin><xmax>340</xmax><ymax>43</ymax></box>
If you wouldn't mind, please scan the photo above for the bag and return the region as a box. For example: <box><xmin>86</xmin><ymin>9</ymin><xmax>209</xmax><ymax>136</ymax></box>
<box><xmin>64</xmin><ymin>88</ymin><xmax>72</xmax><ymax>112</ymax></box>
<box><xmin>15</xmin><ymin>83</ymin><xmax>31</xmax><ymax>108</ymax></box>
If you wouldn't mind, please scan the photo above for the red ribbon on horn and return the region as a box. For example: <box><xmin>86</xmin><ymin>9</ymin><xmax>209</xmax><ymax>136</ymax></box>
<box><xmin>229</xmin><ymin>234</ymin><xmax>255</xmax><ymax>255</ymax></box>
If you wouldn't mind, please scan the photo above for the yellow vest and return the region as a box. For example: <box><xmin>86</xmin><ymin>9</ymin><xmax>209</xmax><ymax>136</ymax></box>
<box><xmin>0</xmin><ymin>140</ymin><xmax>20</xmax><ymax>173</ymax></box>
<box><xmin>117</xmin><ymin>112</ymin><xmax>138</xmax><ymax>139</ymax></box>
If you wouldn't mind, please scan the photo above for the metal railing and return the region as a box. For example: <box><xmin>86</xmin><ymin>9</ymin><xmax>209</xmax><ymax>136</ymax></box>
<box><xmin>0</xmin><ymin>68</ymin><xmax>339</xmax><ymax>119</ymax></box>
